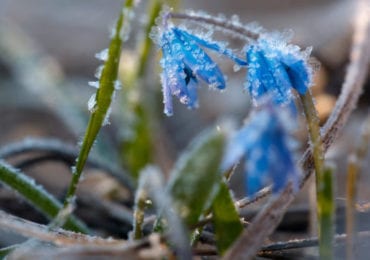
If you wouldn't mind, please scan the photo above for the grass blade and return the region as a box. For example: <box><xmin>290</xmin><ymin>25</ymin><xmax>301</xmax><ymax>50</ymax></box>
<box><xmin>212</xmin><ymin>182</ymin><xmax>243</xmax><ymax>255</ymax></box>
<box><xmin>57</xmin><ymin>0</ymin><xmax>135</xmax><ymax>226</ymax></box>
<box><xmin>0</xmin><ymin>161</ymin><xmax>87</xmax><ymax>233</ymax></box>
<box><xmin>167</xmin><ymin>128</ymin><xmax>225</xmax><ymax>227</ymax></box>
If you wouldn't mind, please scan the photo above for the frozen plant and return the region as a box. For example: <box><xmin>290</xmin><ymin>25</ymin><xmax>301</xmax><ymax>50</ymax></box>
<box><xmin>153</xmin><ymin>11</ymin><xmax>246</xmax><ymax>116</ymax></box>
<box><xmin>222</xmin><ymin>99</ymin><xmax>299</xmax><ymax>195</ymax></box>
<box><xmin>245</xmin><ymin>34</ymin><xmax>313</xmax><ymax>106</ymax></box>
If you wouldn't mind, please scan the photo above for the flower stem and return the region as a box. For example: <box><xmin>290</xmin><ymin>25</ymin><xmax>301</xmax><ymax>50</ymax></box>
<box><xmin>346</xmin><ymin>112</ymin><xmax>370</xmax><ymax>259</ymax></box>
<box><xmin>136</xmin><ymin>0</ymin><xmax>162</xmax><ymax>77</ymax></box>
<box><xmin>168</xmin><ymin>12</ymin><xmax>259</xmax><ymax>40</ymax></box>
<box><xmin>300</xmin><ymin>91</ymin><xmax>333</xmax><ymax>259</ymax></box>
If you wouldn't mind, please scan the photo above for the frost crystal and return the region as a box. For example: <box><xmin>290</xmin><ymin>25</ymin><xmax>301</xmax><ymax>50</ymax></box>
<box><xmin>103</xmin><ymin>106</ymin><xmax>112</xmax><ymax>126</ymax></box>
<box><xmin>245</xmin><ymin>34</ymin><xmax>313</xmax><ymax>106</ymax></box>
<box><xmin>87</xmin><ymin>93</ymin><xmax>97</xmax><ymax>113</ymax></box>
<box><xmin>95</xmin><ymin>49</ymin><xmax>109</xmax><ymax>61</ymax></box>
<box><xmin>88</xmin><ymin>81</ymin><xmax>100</xmax><ymax>89</ymax></box>
<box><xmin>114</xmin><ymin>80</ymin><xmax>122</xmax><ymax>90</ymax></box>
<box><xmin>94</xmin><ymin>65</ymin><xmax>104</xmax><ymax>79</ymax></box>
<box><xmin>222</xmin><ymin>101</ymin><xmax>299</xmax><ymax>196</ymax></box>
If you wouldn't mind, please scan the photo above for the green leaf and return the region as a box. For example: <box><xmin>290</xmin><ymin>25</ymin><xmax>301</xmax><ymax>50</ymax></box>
<box><xmin>212</xmin><ymin>182</ymin><xmax>243</xmax><ymax>255</ymax></box>
<box><xmin>121</xmin><ymin>104</ymin><xmax>153</xmax><ymax>180</ymax></box>
<box><xmin>62</xmin><ymin>0</ymin><xmax>135</xmax><ymax>210</ymax></box>
<box><xmin>167</xmin><ymin>128</ymin><xmax>225</xmax><ymax>227</ymax></box>
<box><xmin>0</xmin><ymin>161</ymin><xmax>88</xmax><ymax>233</ymax></box>
<box><xmin>119</xmin><ymin>0</ymin><xmax>162</xmax><ymax>180</ymax></box>
<box><xmin>74</xmin><ymin>3</ymin><xmax>131</xmax><ymax>176</ymax></box>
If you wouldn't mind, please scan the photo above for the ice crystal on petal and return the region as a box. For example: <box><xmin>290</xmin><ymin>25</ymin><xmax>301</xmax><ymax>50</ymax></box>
<box><xmin>222</xmin><ymin>101</ymin><xmax>299</xmax><ymax>196</ymax></box>
<box><xmin>157</xmin><ymin>25</ymin><xmax>230</xmax><ymax>115</ymax></box>
<box><xmin>245</xmin><ymin>34</ymin><xmax>313</xmax><ymax>106</ymax></box>
<box><xmin>154</xmin><ymin>17</ymin><xmax>251</xmax><ymax>116</ymax></box>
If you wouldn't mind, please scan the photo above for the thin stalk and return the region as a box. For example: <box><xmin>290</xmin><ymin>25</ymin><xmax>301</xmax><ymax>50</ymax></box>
<box><xmin>346</xmin><ymin>112</ymin><xmax>370</xmax><ymax>260</ymax></box>
<box><xmin>132</xmin><ymin>197</ymin><xmax>146</xmax><ymax>240</ymax></box>
<box><xmin>119</xmin><ymin>0</ymin><xmax>161</xmax><ymax>179</ymax></box>
<box><xmin>53</xmin><ymin>0</ymin><xmax>135</xmax><ymax>228</ymax></box>
<box><xmin>132</xmin><ymin>183</ymin><xmax>150</xmax><ymax>240</ymax></box>
<box><xmin>319</xmin><ymin>167</ymin><xmax>335</xmax><ymax>259</ymax></box>
<box><xmin>300</xmin><ymin>91</ymin><xmax>333</xmax><ymax>259</ymax></box>
<box><xmin>168</xmin><ymin>12</ymin><xmax>259</xmax><ymax>40</ymax></box>
<box><xmin>136</xmin><ymin>0</ymin><xmax>162</xmax><ymax>77</ymax></box>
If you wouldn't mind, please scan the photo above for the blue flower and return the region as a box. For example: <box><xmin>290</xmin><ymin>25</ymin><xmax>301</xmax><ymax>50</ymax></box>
<box><xmin>222</xmin><ymin>101</ymin><xmax>299</xmax><ymax>196</ymax></box>
<box><xmin>245</xmin><ymin>35</ymin><xmax>313</xmax><ymax>106</ymax></box>
<box><xmin>158</xmin><ymin>25</ymin><xmax>246</xmax><ymax>116</ymax></box>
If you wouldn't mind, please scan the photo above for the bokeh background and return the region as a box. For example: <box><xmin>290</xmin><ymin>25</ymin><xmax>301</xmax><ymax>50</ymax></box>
<box><xmin>0</xmin><ymin>0</ymin><xmax>369</xmax><ymax>256</ymax></box>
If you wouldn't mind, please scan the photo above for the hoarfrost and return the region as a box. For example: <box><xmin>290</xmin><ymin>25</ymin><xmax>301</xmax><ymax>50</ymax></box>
<box><xmin>119</xmin><ymin>8</ymin><xmax>135</xmax><ymax>41</ymax></box>
<box><xmin>87</xmin><ymin>93</ymin><xmax>97</xmax><ymax>113</ymax></box>
<box><xmin>233</xmin><ymin>64</ymin><xmax>241</xmax><ymax>72</ymax></box>
<box><xmin>103</xmin><ymin>106</ymin><xmax>112</xmax><ymax>126</ymax></box>
<box><xmin>95</xmin><ymin>49</ymin><xmax>109</xmax><ymax>61</ymax></box>
<box><xmin>94</xmin><ymin>65</ymin><xmax>104</xmax><ymax>79</ymax></box>
<box><xmin>88</xmin><ymin>81</ymin><xmax>99</xmax><ymax>89</ymax></box>
<box><xmin>114</xmin><ymin>80</ymin><xmax>122</xmax><ymax>90</ymax></box>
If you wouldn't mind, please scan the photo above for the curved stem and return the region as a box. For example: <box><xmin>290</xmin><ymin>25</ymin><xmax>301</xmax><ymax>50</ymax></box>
<box><xmin>0</xmin><ymin>138</ymin><xmax>134</xmax><ymax>193</ymax></box>
<box><xmin>300</xmin><ymin>91</ymin><xmax>334</xmax><ymax>259</ymax></box>
<box><xmin>169</xmin><ymin>12</ymin><xmax>259</xmax><ymax>40</ymax></box>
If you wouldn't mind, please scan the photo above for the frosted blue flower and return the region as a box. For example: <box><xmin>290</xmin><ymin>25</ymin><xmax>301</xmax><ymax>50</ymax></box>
<box><xmin>222</xmin><ymin>102</ymin><xmax>299</xmax><ymax>196</ymax></box>
<box><xmin>245</xmin><ymin>35</ymin><xmax>313</xmax><ymax>106</ymax></box>
<box><xmin>158</xmin><ymin>25</ymin><xmax>246</xmax><ymax>116</ymax></box>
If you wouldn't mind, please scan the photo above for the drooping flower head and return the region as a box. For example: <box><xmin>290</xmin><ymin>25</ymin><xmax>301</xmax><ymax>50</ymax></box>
<box><xmin>245</xmin><ymin>33</ymin><xmax>313</xmax><ymax>106</ymax></box>
<box><xmin>154</xmin><ymin>15</ymin><xmax>247</xmax><ymax>116</ymax></box>
<box><xmin>222</xmin><ymin>99</ymin><xmax>299</xmax><ymax>195</ymax></box>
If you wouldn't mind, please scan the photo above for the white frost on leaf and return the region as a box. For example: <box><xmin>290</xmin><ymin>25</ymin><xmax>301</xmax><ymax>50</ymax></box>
<box><xmin>88</xmin><ymin>81</ymin><xmax>100</xmax><ymax>89</ymax></box>
<box><xmin>95</xmin><ymin>49</ymin><xmax>109</xmax><ymax>61</ymax></box>
<box><xmin>87</xmin><ymin>93</ymin><xmax>97</xmax><ymax>113</ymax></box>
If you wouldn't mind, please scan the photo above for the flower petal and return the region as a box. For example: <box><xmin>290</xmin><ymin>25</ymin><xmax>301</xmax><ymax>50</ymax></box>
<box><xmin>175</xmin><ymin>28</ymin><xmax>247</xmax><ymax>66</ymax></box>
<box><xmin>173</xmin><ymin>28</ymin><xmax>226</xmax><ymax>89</ymax></box>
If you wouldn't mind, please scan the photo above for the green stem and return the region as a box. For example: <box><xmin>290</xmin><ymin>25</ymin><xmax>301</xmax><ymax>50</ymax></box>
<box><xmin>0</xmin><ymin>161</ymin><xmax>87</xmax><ymax>233</ymax></box>
<box><xmin>53</xmin><ymin>0</ymin><xmax>135</xmax><ymax>228</ymax></box>
<box><xmin>318</xmin><ymin>167</ymin><xmax>335</xmax><ymax>259</ymax></box>
<box><xmin>136</xmin><ymin>0</ymin><xmax>162</xmax><ymax>77</ymax></box>
<box><xmin>300</xmin><ymin>91</ymin><xmax>333</xmax><ymax>259</ymax></box>
<box><xmin>119</xmin><ymin>1</ymin><xmax>162</xmax><ymax>180</ymax></box>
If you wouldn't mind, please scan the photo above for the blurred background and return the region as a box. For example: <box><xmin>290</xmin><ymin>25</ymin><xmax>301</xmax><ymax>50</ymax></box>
<box><xmin>0</xmin><ymin>0</ymin><xmax>369</xmax><ymax>256</ymax></box>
